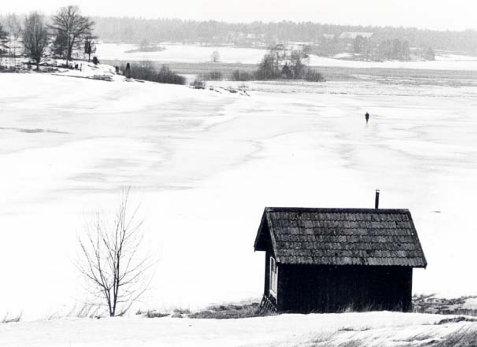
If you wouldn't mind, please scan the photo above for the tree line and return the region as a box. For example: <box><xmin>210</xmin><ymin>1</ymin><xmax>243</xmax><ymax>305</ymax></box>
<box><xmin>92</xmin><ymin>17</ymin><xmax>477</xmax><ymax>55</ymax></box>
<box><xmin>230</xmin><ymin>47</ymin><xmax>324</xmax><ymax>82</ymax></box>
<box><xmin>350</xmin><ymin>36</ymin><xmax>436</xmax><ymax>61</ymax></box>
<box><xmin>0</xmin><ymin>6</ymin><xmax>96</xmax><ymax>70</ymax></box>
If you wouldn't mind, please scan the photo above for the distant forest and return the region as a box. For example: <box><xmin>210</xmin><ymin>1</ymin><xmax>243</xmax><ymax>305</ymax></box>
<box><xmin>94</xmin><ymin>17</ymin><xmax>477</xmax><ymax>55</ymax></box>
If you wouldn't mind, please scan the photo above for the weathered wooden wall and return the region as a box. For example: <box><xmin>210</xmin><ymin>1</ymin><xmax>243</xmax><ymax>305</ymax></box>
<box><xmin>273</xmin><ymin>265</ymin><xmax>412</xmax><ymax>313</ymax></box>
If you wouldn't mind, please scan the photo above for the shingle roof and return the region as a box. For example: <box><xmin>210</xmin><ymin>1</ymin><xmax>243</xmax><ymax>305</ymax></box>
<box><xmin>254</xmin><ymin>207</ymin><xmax>427</xmax><ymax>268</ymax></box>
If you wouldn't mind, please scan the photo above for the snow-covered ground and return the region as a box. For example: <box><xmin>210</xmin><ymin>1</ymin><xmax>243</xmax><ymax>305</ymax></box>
<box><xmin>308</xmin><ymin>54</ymin><xmax>477</xmax><ymax>70</ymax></box>
<box><xmin>52</xmin><ymin>61</ymin><xmax>120</xmax><ymax>80</ymax></box>
<box><xmin>1</xmin><ymin>311</ymin><xmax>475</xmax><ymax>347</ymax></box>
<box><xmin>1</xmin><ymin>70</ymin><xmax>477</xmax><ymax>321</ymax></box>
<box><xmin>96</xmin><ymin>43</ymin><xmax>477</xmax><ymax>70</ymax></box>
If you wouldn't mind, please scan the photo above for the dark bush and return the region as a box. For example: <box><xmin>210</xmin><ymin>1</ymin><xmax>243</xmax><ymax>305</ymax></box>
<box><xmin>191</xmin><ymin>78</ymin><xmax>206</xmax><ymax>89</ymax></box>
<box><xmin>248</xmin><ymin>51</ymin><xmax>325</xmax><ymax>82</ymax></box>
<box><xmin>155</xmin><ymin>65</ymin><xmax>186</xmax><ymax>85</ymax></box>
<box><xmin>145</xmin><ymin>311</ymin><xmax>169</xmax><ymax>318</ymax></box>
<box><xmin>303</xmin><ymin>68</ymin><xmax>325</xmax><ymax>82</ymax></box>
<box><xmin>255</xmin><ymin>53</ymin><xmax>281</xmax><ymax>80</ymax></box>
<box><xmin>201</xmin><ymin>71</ymin><xmax>223</xmax><ymax>81</ymax></box>
<box><xmin>120</xmin><ymin>61</ymin><xmax>186</xmax><ymax>85</ymax></box>
<box><xmin>231</xmin><ymin>69</ymin><xmax>253</xmax><ymax>81</ymax></box>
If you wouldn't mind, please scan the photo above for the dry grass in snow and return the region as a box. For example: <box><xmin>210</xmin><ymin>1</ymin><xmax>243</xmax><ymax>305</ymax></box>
<box><xmin>1</xmin><ymin>312</ymin><xmax>477</xmax><ymax>347</ymax></box>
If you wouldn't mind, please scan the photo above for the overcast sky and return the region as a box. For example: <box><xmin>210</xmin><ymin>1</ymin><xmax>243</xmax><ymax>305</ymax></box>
<box><xmin>1</xmin><ymin>0</ymin><xmax>477</xmax><ymax>31</ymax></box>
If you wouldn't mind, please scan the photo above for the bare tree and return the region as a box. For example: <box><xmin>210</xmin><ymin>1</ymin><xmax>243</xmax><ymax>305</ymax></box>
<box><xmin>211</xmin><ymin>50</ymin><xmax>220</xmax><ymax>63</ymax></box>
<box><xmin>77</xmin><ymin>190</ymin><xmax>152</xmax><ymax>317</ymax></box>
<box><xmin>50</xmin><ymin>5</ymin><xmax>94</xmax><ymax>65</ymax></box>
<box><xmin>84</xmin><ymin>35</ymin><xmax>97</xmax><ymax>62</ymax></box>
<box><xmin>0</xmin><ymin>23</ymin><xmax>8</xmax><ymax>53</ymax></box>
<box><xmin>22</xmin><ymin>12</ymin><xmax>49</xmax><ymax>70</ymax></box>
<box><xmin>6</xmin><ymin>14</ymin><xmax>22</xmax><ymax>69</ymax></box>
<box><xmin>289</xmin><ymin>50</ymin><xmax>306</xmax><ymax>79</ymax></box>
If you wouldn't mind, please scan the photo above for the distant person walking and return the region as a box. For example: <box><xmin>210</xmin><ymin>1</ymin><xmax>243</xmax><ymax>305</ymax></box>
<box><xmin>125</xmin><ymin>63</ymin><xmax>131</xmax><ymax>79</ymax></box>
<box><xmin>365</xmin><ymin>112</ymin><xmax>370</xmax><ymax>124</ymax></box>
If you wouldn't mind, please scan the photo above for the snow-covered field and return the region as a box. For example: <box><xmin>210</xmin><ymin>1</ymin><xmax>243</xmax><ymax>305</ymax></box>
<box><xmin>97</xmin><ymin>43</ymin><xmax>477</xmax><ymax>70</ymax></box>
<box><xmin>1</xmin><ymin>66</ymin><xmax>477</xmax><ymax>323</ymax></box>
<box><xmin>308</xmin><ymin>54</ymin><xmax>477</xmax><ymax>70</ymax></box>
<box><xmin>1</xmin><ymin>311</ymin><xmax>476</xmax><ymax>347</ymax></box>
<box><xmin>97</xmin><ymin>43</ymin><xmax>267</xmax><ymax>64</ymax></box>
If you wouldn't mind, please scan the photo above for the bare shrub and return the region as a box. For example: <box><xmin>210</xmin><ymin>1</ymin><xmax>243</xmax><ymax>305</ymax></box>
<box><xmin>211</xmin><ymin>50</ymin><xmax>220</xmax><ymax>63</ymax></box>
<box><xmin>303</xmin><ymin>69</ymin><xmax>325</xmax><ymax>82</ymax></box>
<box><xmin>72</xmin><ymin>304</ymin><xmax>103</xmax><ymax>319</ymax></box>
<box><xmin>76</xmin><ymin>189</ymin><xmax>153</xmax><ymax>317</ymax></box>
<box><xmin>188</xmin><ymin>302</ymin><xmax>274</xmax><ymax>319</ymax></box>
<box><xmin>1</xmin><ymin>312</ymin><xmax>22</xmax><ymax>324</ymax></box>
<box><xmin>231</xmin><ymin>69</ymin><xmax>253</xmax><ymax>81</ymax></box>
<box><xmin>154</xmin><ymin>65</ymin><xmax>186</xmax><ymax>85</ymax></box>
<box><xmin>191</xmin><ymin>78</ymin><xmax>206</xmax><ymax>89</ymax></box>
<box><xmin>173</xmin><ymin>308</ymin><xmax>191</xmax><ymax>315</ymax></box>
<box><xmin>137</xmin><ymin>310</ymin><xmax>169</xmax><ymax>318</ymax></box>
<box><xmin>201</xmin><ymin>71</ymin><xmax>223</xmax><ymax>81</ymax></box>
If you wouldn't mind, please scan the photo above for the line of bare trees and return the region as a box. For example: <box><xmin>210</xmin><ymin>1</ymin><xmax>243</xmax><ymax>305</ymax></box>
<box><xmin>0</xmin><ymin>5</ymin><xmax>96</xmax><ymax>70</ymax></box>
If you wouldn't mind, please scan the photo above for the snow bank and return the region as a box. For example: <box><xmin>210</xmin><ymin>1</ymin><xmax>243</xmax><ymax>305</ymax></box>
<box><xmin>51</xmin><ymin>61</ymin><xmax>123</xmax><ymax>81</ymax></box>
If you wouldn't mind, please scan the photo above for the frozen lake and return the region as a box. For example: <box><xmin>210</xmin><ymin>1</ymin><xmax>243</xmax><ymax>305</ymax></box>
<box><xmin>97</xmin><ymin>43</ymin><xmax>477</xmax><ymax>70</ymax></box>
<box><xmin>1</xmin><ymin>71</ymin><xmax>477</xmax><ymax>319</ymax></box>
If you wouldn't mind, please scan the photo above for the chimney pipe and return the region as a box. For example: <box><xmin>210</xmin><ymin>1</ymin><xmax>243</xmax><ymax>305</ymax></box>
<box><xmin>375</xmin><ymin>190</ymin><xmax>380</xmax><ymax>209</ymax></box>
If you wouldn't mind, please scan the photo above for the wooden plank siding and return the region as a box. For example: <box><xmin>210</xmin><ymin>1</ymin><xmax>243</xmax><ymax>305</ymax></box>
<box><xmin>273</xmin><ymin>265</ymin><xmax>412</xmax><ymax>313</ymax></box>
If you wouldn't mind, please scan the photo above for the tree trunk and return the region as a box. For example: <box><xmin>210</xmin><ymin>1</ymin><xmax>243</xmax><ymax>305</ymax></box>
<box><xmin>66</xmin><ymin>36</ymin><xmax>71</xmax><ymax>67</ymax></box>
<box><xmin>67</xmin><ymin>37</ymin><xmax>76</xmax><ymax>66</ymax></box>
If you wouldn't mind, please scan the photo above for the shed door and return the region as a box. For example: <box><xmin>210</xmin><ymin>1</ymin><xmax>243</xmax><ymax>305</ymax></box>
<box><xmin>270</xmin><ymin>257</ymin><xmax>278</xmax><ymax>297</ymax></box>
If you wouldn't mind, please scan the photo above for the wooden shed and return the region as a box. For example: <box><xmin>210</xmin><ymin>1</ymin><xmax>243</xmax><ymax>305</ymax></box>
<box><xmin>254</xmin><ymin>207</ymin><xmax>427</xmax><ymax>313</ymax></box>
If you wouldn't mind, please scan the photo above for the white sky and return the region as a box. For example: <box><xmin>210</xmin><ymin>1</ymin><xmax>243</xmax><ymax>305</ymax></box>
<box><xmin>1</xmin><ymin>0</ymin><xmax>477</xmax><ymax>31</ymax></box>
